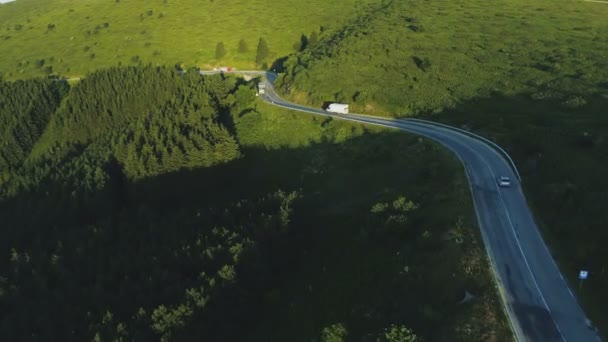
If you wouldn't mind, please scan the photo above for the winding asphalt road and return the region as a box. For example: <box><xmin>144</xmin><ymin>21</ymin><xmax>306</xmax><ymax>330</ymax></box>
<box><xmin>200</xmin><ymin>70</ymin><xmax>600</xmax><ymax>341</ymax></box>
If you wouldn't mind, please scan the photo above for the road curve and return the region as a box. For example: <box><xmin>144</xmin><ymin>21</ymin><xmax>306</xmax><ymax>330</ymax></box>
<box><xmin>200</xmin><ymin>70</ymin><xmax>600</xmax><ymax>342</ymax></box>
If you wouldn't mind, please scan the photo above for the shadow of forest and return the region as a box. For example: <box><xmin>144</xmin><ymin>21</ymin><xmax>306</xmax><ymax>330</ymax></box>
<box><xmin>0</xmin><ymin>126</ymin><xmax>504</xmax><ymax>341</ymax></box>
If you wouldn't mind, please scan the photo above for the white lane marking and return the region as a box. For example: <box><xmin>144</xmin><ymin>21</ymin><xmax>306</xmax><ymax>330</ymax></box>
<box><xmin>462</xmin><ymin>170</ymin><xmax>523</xmax><ymax>341</ymax></box>
<box><xmin>427</xmin><ymin>139</ymin><xmax>523</xmax><ymax>341</ymax></box>
<box><xmin>397</xmin><ymin>123</ymin><xmax>552</xmax><ymax>341</ymax></box>
<box><xmin>260</xmin><ymin>81</ymin><xmax>587</xmax><ymax>340</ymax></box>
<box><xmin>480</xmin><ymin>144</ymin><xmax>584</xmax><ymax>302</ymax></box>
<box><xmin>408</xmin><ymin>122</ymin><xmax>565</xmax><ymax>339</ymax></box>
<box><xmin>368</xmin><ymin>119</ymin><xmax>600</xmax><ymax>341</ymax></box>
<box><xmin>475</xmin><ymin>151</ymin><xmax>566</xmax><ymax>341</ymax></box>
<box><xmin>467</xmin><ymin>133</ymin><xmax>594</xmax><ymax>329</ymax></box>
<box><xmin>320</xmin><ymin>116</ymin><xmax>535</xmax><ymax>341</ymax></box>
<box><xmin>407</xmin><ymin>121</ymin><xmax>582</xmax><ymax>311</ymax></box>
<box><xmin>261</xmin><ymin>99</ymin><xmax>539</xmax><ymax>340</ymax></box>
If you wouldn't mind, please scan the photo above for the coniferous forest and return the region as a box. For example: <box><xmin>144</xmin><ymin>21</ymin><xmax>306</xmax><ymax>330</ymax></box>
<box><xmin>0</xmin><ymin>78</ymin><xmax>67</xmax><ymax>172</ymax></box>
<box><xmin>0</xmin><ymin>66</ymin><xmax>509</xmax><ymax>341</ymax></box>
<box><xmin>0</xmin><ymin>67</ymin><xmax>254</xmax><ymax>341</ymax></box>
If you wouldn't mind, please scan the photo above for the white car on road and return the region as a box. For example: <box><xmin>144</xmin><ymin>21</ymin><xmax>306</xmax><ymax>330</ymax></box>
<box><xmin>497</xmin><ymin>176</ymin><xmax>511</xmax><ymax>187</ymax></box>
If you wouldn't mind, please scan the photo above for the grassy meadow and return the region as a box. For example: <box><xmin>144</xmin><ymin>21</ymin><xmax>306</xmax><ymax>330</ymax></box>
<box><xmin>278</xmin><ymin>0</ymin><xmax>608</xmax><ymax>115</ymax></box>
<box><xmin>277</xmin><ymin>0</ymin><xmax>608</xmax><ymax>335</ymax></box>
<box><xmin>0</xmin><ymin>0</ymin><xmax>377</xmax><ymax>79</ymax></box>
<box><xmin>218</xmin><ymin>101</ymin><xmax>512</xmax><ymax>340</ymax></box>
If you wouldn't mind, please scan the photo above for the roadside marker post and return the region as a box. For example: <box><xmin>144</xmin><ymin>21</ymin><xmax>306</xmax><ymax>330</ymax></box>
<box><xmin>579</xmin><ymin>270</ymin><xmax>589</xmax><ymax>290</ymax></box>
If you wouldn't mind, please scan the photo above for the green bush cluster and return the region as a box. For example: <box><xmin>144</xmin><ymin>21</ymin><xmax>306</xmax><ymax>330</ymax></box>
<box><xmin>1</xmin><ymin>66</ymin><xmax>249</xmax><ymax>200</ymax></box>
<box><xmin>0</xmin><ymin>79</ymin><xmax>67</xmax><ymax>172</ymax></box>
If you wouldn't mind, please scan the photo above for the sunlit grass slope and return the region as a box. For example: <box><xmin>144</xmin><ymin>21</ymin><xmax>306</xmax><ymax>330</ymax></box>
<box><xmin>278</xmin><ymin>0</ymin><xmax>608</xmax><ymax>115</ymax></box>
<box><xmin>277</xmin><ymin>0</ymin><xmax>608</xmax><ymax>336</ymax></box>
<box><xmin>0</xmin><ymin>0</ymin><xmax>377</xmax><ymax>79</ymax></box>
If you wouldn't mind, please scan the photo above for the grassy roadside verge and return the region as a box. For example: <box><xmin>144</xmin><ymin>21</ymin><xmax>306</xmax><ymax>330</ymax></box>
<box><xmin>273</xmin><ymin>0</ymin><xmax>608</xmax><ymax>335</ymax></box>
<box><xmin>421</xmin><ymin>94</ymin><xmax>608</xmax><ymax>337</ymax></box>
<box><xmin>225</xmin><ymin>100</ymin><xmax>512</xmax><ymax>340</ymax></box>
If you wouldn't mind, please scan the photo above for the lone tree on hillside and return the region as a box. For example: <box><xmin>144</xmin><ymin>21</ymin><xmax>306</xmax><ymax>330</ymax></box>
<box><xmin>308</xmin><ymin>31</ymin><xmax>319</xmax><ymax>47</ymax></box>
<box><xmin>294</xmin><ymin>34</ymin><xmax>308</xmax><ymax>52</ymax></box>
<box><xmin>238</xmin><ymin>38</ymin><xmax>248</xmax><ymax>53</ymax></box>
<box><xmin>255</xmin><ymin>38</ymin><xmax>269</xmax><ymax>65</ymax></box>
<box><xmin>215</xmin><ymin>42</ymin><xmax>226</xmax><ymax>59</ymax></box>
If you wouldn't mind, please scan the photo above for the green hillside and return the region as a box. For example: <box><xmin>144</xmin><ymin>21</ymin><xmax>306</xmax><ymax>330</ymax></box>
<box><xmin>0</xmin><ymin>69</ymin><xmax>510</xmax><ymax>340</ymax></box>
<box><xmin>278</xmin><ymin>0</ymin><xmax>608</xmax><ymax>115</ymax></box>
<box><xmin>277</xmin><ymin>0</ymin><xmax>608</xmax><ymax>335</ymax></box>
<box><xmin>3</xmin><ymin>0</ymin><xmax>607</xmax><ymax>338</ymax></box>
<box><xmin>0</xmin><ymin>0</ymin><xmax>377</xmax><ymax>80</ymax></box>
<box><xmin>0</xmin><ymin>78</ymin><xmax>67</xmax><ymax>172</ymax></box>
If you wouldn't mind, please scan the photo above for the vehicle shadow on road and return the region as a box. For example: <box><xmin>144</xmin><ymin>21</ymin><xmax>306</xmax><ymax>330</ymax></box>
<box><xmin>511</xmin><ymin>301</ymin><xmax>563</xmax><ymax>341</ymax></box>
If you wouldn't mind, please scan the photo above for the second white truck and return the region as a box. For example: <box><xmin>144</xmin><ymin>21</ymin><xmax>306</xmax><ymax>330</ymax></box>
<box><xmin>326</xmin><ymin>103</ymin><xmax>349</xmax><ymax>114</ymax></box>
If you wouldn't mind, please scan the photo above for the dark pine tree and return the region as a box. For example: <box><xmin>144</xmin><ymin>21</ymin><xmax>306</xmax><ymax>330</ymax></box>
<box><xmin>215</xmin><ymin>42</ymin><xmax>226</xmax><ymax>59</ymax></box>
<box><xmin>238</xmin><ymin>39</ymin><xmax>248</xmax><ymax>53</ymax></box>
<box><xmin>255</xmin><ymin>38</ymin><xmax>269</xmax><ymax>66</ymax></box>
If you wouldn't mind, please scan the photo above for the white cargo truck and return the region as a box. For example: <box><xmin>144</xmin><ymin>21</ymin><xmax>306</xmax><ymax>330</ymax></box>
<box><xmin>326</xmin><ymin>103</ymin><xmax>349</xmax><ymax>114</ymax></box>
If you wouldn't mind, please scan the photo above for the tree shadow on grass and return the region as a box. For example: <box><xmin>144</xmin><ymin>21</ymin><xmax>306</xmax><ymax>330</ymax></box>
<box><xmin>270</xmin><ymin>56</ymin><xmax>289</xmax><ymax>73</ymax></box>
<box><xmin>0</xmin><ymin>128</ymin><xmax>479</xmax><ymax>341</ymax></box>
<box><xmin>5</xmin><ymin>88</ymin><xmax>607</xmax><ymax>340</ymax></box>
